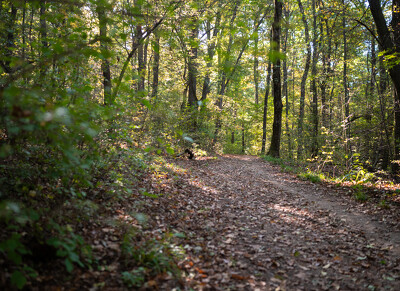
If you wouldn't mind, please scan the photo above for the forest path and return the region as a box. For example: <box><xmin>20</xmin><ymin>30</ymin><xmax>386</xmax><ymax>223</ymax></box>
<box><xmin>171</xmin><ymin>155</ymin><xmax>400</xmax><ymax>290</ymax></box>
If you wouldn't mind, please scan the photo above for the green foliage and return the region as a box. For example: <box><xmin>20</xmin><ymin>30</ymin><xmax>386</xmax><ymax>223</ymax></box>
<box><xmin>298</xmin><ymin>171</ymin><xmax>325</xmax><ymax>183</ymax></box>
<box><xmin>122</xmin><ymin>267</ymin><xmax>146</xmax><ymax>288</ymax></box>
<box><xmin>354</xmin><ymin>190</ymin><xmax>368</xmax><ymax>202</ymax></box>
<box><xmin>351</xmin><ymin>184</ymin><xmax>368</xmax><ymax>202</ymax></box>
<box><xmin>0</xmin><ymin>0</ymin><xmax>398</xmax><ymax>288</ymax></box>
<box><xmin>0</xmin><ymin>201</ymin><xmax>40</xmax><ymax>289</ymax></box>
<box><xmin>341</xmin><ymin>154</ymin><xmax>376</xmax><ymax>183</ymax></box>
<box><xmin>378</xmin><ymin>200</ymin><xmax>390</xmax><ymax>209</ymax></box>
<box><xmin>46</xmin><ymin>223</ymin><xmax>92</xmax><ymax>273</ymax></box>
<box><xmin>120</xmin><ymin>227</ymin><xmax>182</xmax><ymax>286</ymax></box>
<box><xmin>262</xmin><ymin>155</ymin><xmax>285</xmax><ymax>166</ymax></box>
<box><xmin>262</xmin><ymin>155</ymin><xmax>298</xmax><ymax>173</ymax></box>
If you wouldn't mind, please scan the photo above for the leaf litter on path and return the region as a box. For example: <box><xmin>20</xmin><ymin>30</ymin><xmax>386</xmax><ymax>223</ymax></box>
<box><xmin>164</xmin><ymin>155</ymin><xmax>400</xmax><ymax>290</ymax></box>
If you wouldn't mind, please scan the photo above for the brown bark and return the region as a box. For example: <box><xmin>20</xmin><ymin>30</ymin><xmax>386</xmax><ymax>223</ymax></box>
<box><xmin>137</xmin><ymin>25</ymin><xmax>145</xmax><ymax>92</ymax></box>
<box><xmin>39</xmin><ymin>1</ymin><xmax>48</xmax><ymax>82</ymax></box>
<box><xmin>254</xmin><ymin>13</ymin><xmax>260</xmax><ymax>105</ymax></box>
<box><xmin>151</xmin><ymin>32</ymin><xmax>160</xmax><ymax>100</ymax></box>
<box><xmin>97</xmin><ymin>1</ymin><xmax>112</xmax><ymax>105</ymax></box>
<box><xmin>187</xmin><ymin>17</ymin><xmax>199</xmax><ymax>108</ymax></box>
<box><xmin>296</xmin><ymin>0</ymin><xmax>311</xmax><ymax>159</ymax></box>
<box><xmin>283</xmin><ymin>7</ymin><xmax>291</xmax><ymax>159</ymax></box>
<box><xmin>261</xmin><ymin>60</ymin><xmax>272</xmax><ymax>154</ymax></box>
<box><xmin>368</xmin><ymin>0</ymin><xmax>400</xmax><ymax>171</ymax></box>
<box><xmin>201</xmin><ymin>11</ymin><xmax>221</xmax><ymax>102</ymax></box>
<box><xmin>311</xmin><ymin>0</ymin><xmax>318</xmax><ymax>157</ymax></box>
<box><xmin>343</xmin><ymin>0</ymin><xmax>350</xmax><ymax>147</ymax></box>
<box><xmin>267</xmin><ymin>0</ymin><xmax>283</xmax><ymax>158</ymax></box>
<box><xmin>2</xmin><ymin>4</ymin><xmax>17</xmax><ymax>74</ymax></box>
<box><xmin>320</xmin><ymin>18</ymin><xmax>332</xmax><ymax>129</ymax></box>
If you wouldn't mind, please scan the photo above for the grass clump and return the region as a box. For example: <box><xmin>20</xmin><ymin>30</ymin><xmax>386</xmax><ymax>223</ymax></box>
<box><xmin>262</xmin><ymin>155</ymin><xmax>297</xmax><ymax>173</ymax></box>
<box><xmin>263</xmin><ymin>155</ymin><xmax>285</xmax><ymax>166</ymax></box>
<box><xmin>351</xmin><ymin>184</ymin><xmax>368</xmax><ymax>201</ymax></box>
<box><xmin>354</xmin><ymin>191</ymin><xmax>368</xmax><ymax>202</ymax></box>
<box><xmin>298</xmin><ymin>172</ymin><xmax>325</xmax><ymax>183</ymax></box>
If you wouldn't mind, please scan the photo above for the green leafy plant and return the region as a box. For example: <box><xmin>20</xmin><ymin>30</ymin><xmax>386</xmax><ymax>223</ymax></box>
<box><xmin>46</xmin><ymin>223</ymin><xmax>91</xmax><ymax>273</ymax></box>
<box><xmin>0</xmin><ymin>201</ymin><xmax>40</xmax><ymax>289</ymax></box>
<box><xmin>262</xmin><ymin>155</ymin><xmax>284</xmax><ymax>166</ymax></box>
<box><xmin>120</xmin><ymin>227</ymin><xmax>182</xmax><ymax>287</ymax></box>
<box><xmin>298</xmin><ymin>171</ymin><xmax>325</xmax><ymax>183</ymax></box>
<box><xmin>378</xmin><ymin>200</ymin><xmax>390</xmax><ymax>209</ymax></box>
<box><xmin>354</xmin><ymin>191</ymin><xmax>368</xmax><ymax>201</ymax></box>
<box><xmin>122</xmin><ymin>267</ymin><xmax>146</xmax><ymax>288</ymax></box>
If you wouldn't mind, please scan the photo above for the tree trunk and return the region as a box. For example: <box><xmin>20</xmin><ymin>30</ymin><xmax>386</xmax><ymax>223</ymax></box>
<box><xmin>242</xmin><ymin>122</ymin><xmax>245</xmax><ymax>153</ymax></box>
<box><xmin>283</xmin><ymin>7</ymin><xmax>291</xmax><ymax>159</ymax></box>
<box><xmin>39</xmin><ymin>1</ymin><xmax>48</xmax><ymax>82</ymax></box>
<box><xmin>311</xmin><ymin>0</ymin><xmax>318</xmax><ymax>157</ymax></box>
<box><xmin>213</xmin><ymin>2</ymin><xmax>240</xmax><ymax>143</ymax></box>
<box><xmin>320</xmin><ymin>18</ymin><xmax>331</xmax><ymax>129</ymax></box>
<box><xmin>296</xmin><ymin>0</ymin><xmax>311</xmax><ymax>160</ymax></box>
<box><xmin>343</xmin><ymin>0</ymin><xmax>350</xmax><ymax>151</ymax></box>
<box><xmin>151</xmin><ymin>32</ymin><xmax>160</xmax><ymax>100</ymax></box>
<box><xmin>22</xmin><ymin>1</ymin><xmax>26</xmax><ymax>63</ymax></box>
<box><xmin>267</xmin><ymin>0</ymin><xmax>283</xmax><ymax>158</ymax></box>
<box><xmin>137</xmin><ymin>25</ymin><xmax>145</xmax><ymax>93</ymax></box>
<box><xmin>3</xmin><ymin>4</ymin><xmax>17</xmax><ymax>73</ymax></box>
<box><xmin>97</xmin><ymin>2</ymin><xmax>112</xmax><ymax>105</ymax></box>
<box><xmin>368</xmin><ymin>0</ymin><xmax>400</xmax><ymax>172</ymax></box>
<box><xmin>254</xmin><ymin>16</ymin><xmax>260</xmax><ymax>105</ymax></box>
<box><xmin>187</xmin><ymin>17</ymin><xmax>198</xmax><ymax>108</ymax></box>
<box><xmin>261</xmin><ymin>60</ymin><xmax>272</xmax><ymax>154</ymax></box>
<box><xmin>201</xmin><ymin>11</ymin><xmax>221</xmax><ymax>101</ymax></box>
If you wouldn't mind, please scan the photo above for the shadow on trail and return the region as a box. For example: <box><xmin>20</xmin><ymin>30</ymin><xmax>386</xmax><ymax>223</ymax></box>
<box><xmin>163</xmin><ymin>155</ymin><xmax>400</xmax><ymax>290</ymax></box>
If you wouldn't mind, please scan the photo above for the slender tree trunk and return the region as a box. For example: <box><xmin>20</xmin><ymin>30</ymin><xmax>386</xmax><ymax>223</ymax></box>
<box><xmin>181</xmin><ymin>64</ymin><xmax>188</xmax><ymax>110</ymax></box>
<box><xmin>254</xmin><ymin>16</ymin><xmax>260</xmax><ymax>105</ymax></box>
<box><xmin>343</xmin><ymin>0</ymin><xmax>350</xmax><ymax>150</ymax></box>
<box><xmin>0</xmin><ymin>3</ymin><xmax>17</xmax><ymax>144</ymax></box>
<box><xmin>320</xmin><ymin>19</ymin><xmax>331</xmax><ymax>129</ymax></box>
<box><xmin>187</xmin><ymin>17</ymin><xmax>198</xmax><ymax>108</ymax></box>
<box><xmin>311</xmin><ymin>0</ymin><xmax>318</xmax><ymax>157</ymax></box>
<box><xmin>3</xmin><ymin>4</ymin><xmax>17</xmax><ymax>73</ymax></box>
<box><xmin>201</xmin><ymin>11</ymin><xmax>221</xmax><ymax>101</ymax></box>
<box><xmin>29</xmin><ymin>4</ymin><xmax>34</xmax><ymax>58</ymax></box>
<box><xmin>283</xmin><ymin>7</ymin><xmax>291</xmax><ymax>159</ymax></box>
<box><xmin>22</xmin><ymin>1</ymin><xmax>26</xmax><ymax>63</ymax></box>
<box><xmin>267</xmin><ymin>0</ymin><xmax>283</xmax><ymax>158</ymax></box>
<box><xmin>242</xmin><ymin>122</ymin><xmax>245</xmax><ymax>153</ymax></box>
<box><xmin>40</xmin><ymin>2</ymin><xmax>48</xmax><ymax>49</ymax></box>
<box><xmin>261</xmin><ymin>61</ymin><xmax>272</xmax><ymax>154</ymax></box>
<box><xmin>137</xmin><ymin>25</ymin><xmax>145</xmax><ymax>93</ymax></box>
<box><xmin>366</xmin><ymin>36</ymin><xmax>375</xmax><ymax>162</ymax></box>
<box><xmin>296</xmin><ymin>0</ymin><xmax>311</xmax><ymax>159</ymax></box>
<box><xmin>213</xmin><ymin>2</ymin><xmax>240</xmax><ymax>143</ymax></box>
<box><xmin>97</xmin><ymin>2</ymin><xmax>112</xmax><ymax>105</ymax></box>
<box><xmin>39</xmin><ymin>1</ymin><xmax>48</xmax><ymax>83</ymax></box>
<box><xmin>151</xmin><ymin>32</ymin><xmax>160</xmax><ymax>100</ymax></box>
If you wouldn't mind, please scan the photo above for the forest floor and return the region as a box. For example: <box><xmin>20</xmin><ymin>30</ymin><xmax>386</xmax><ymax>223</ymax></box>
<box><xmin>163</xmin><ymin>155</ymin><xmax>400</xmax><ymax>290</ymax></box>
<box><xmin>26</xmin><ymin>154</ymin><xmax>400</xmax><ymax>290</ymax></box>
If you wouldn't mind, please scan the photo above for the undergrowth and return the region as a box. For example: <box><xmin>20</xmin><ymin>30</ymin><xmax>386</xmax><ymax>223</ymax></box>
<box><xmin>0</xmin><ymin>144</ymin><xmax>184</xmax><ymax>289</ymax></box>
<box><xmin>261</xmin><ymin>155</ymin><xmax>397</xmax><ymax>205</ymax></box>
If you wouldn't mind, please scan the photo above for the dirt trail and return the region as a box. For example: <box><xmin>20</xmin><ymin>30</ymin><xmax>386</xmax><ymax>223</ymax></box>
<box><xmin>171</xmin><ymin>155</ymin><xmax>400</xmax><ymax>290</ymax></box>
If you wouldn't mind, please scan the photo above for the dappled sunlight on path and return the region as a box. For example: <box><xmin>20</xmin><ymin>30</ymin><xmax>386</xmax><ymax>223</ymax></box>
<box><xmin>169</xmin><ymin>155</ymin><xmax>400</xmax><ymax>290</ymax></box>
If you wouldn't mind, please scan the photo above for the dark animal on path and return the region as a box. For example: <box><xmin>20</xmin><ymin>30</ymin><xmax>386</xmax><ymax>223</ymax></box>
<box><xmin>176</xmin><ymin>149</ymin><xmax>195</xmax><ymax>159</ymax></box>
<box><xmin>184</xmin><ymin>149</ymin><xmax>194</xmax><ymax>159</ymax></box>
